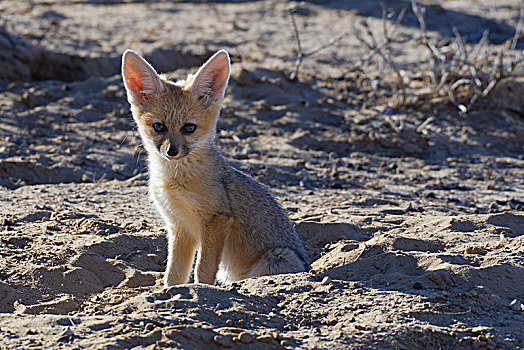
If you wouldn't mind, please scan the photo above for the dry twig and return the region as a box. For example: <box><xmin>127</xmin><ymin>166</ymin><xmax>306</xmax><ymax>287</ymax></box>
<box><xmin>289</xmin><ymin>7</ymin><xmax>348</xmax><ymax>81</ymax></box>
<box><xmin>350</xmin><ymin>6</ymin><xmax>407</xmax><ymax>103</ymax></box>
<box><xmin>348</xmin><ymin>1</ymin><xmax>524</xmax><ymax>114</ymax></box>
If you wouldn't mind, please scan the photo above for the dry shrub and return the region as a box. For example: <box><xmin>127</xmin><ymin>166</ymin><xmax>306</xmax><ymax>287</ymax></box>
<box><xmin>347</xmin><ymin>1</ymin><xmax>524</xmax><ymax>115</ymax></box>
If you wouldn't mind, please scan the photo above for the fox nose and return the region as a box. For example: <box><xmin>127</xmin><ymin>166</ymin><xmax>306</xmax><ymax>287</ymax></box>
<box><xmin>167</xmin><ymin>145</ymin><xmax>179</xmax><ymax>157</ymax></box>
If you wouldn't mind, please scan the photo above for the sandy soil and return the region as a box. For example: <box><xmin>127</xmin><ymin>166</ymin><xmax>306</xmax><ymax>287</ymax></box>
<box><xmin>0</xmin><ymin>0</ymin><xmax>523</xmax><ymax>349</ymax></box>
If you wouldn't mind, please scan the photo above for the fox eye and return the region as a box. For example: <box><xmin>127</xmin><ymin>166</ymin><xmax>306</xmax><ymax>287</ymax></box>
<box><xmin>152</xmin><ymin>122</ymin><xmax>166</xmax><ymax>133</ymax></box>
<box><xmin>181</xmin><ymin>123</ymin><xmax>197</xmax><ymax>134</ymax></box>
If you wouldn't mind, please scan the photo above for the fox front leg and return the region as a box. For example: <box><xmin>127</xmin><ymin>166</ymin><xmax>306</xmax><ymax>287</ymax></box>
<box><xmin>165</xmin><ymin>225</ymin><xmax>198</xmax><ymax>287</ymax></box>
<box><xmin>194</xmin><ymin>216</ymin><xmax>231</xmax><ymax>284</ymax></box>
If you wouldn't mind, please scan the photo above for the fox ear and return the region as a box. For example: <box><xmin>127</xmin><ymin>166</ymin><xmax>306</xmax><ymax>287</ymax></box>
<box><xmin>190</xmin><ymin>50</ymin><xmax>230</xmax><ymax>108</ymax></box>
<box><xmin>122</xmin><ymin>50</ymin><xmax>163</xmax><ymax>106</ymax></box>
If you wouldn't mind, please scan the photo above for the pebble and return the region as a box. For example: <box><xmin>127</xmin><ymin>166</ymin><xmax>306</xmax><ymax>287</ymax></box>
<box><xmin>429</xmin><ymin>271</ymin><xmax>453</xmax><ymax>285</ymax></box>
<box><xmin>5</xmin><ymin>82</ymin><xmax>17</xmax><ymax>91</ymax></box>
<box><xmin>448</xmin><ymin>194</ymin><xmax>467</xmax><ymax>206</ymax></box>
<box><xmin>465</xmin><ymin>246</ymin><xmax>487</xmax><ymax>255</ymax></box>
<box><xmin>81</xmin><ymin>173</ymin><xmax>92</xmax><ymax>183</ymax></box>
<box><xmin>58</xmin><ymin>326</ymin><xmax>73</xmax><ymax>341</ymax></box>
<box><xmin>470</xmin><ymin>326</ymin><xmax>493</xmax><ymax>334</ymax></box>
<box><xmin>156</xmin><ymin>340</ymin><xmax>175</xmax><ymax>348</ymax></box>
<box><xmin>237</xmin><ymin>332</ymin><xmax>254</xmax><ymax>344</ymax></box>
<box><xmin>509</xmin><ymin>299</ymin><xmax>521</xmax><ymax>311</ymax></box>
<box><xmin>321</xmin><ymin>276</ymin><xmax>332</xmax><ymax>285</ymax></box>
<box><xmin>25</xmin><ymin>329</ymin><xmax>38</xmax><ymax>336</ymax></box>
<box><xmin>257</xmin><ymin>334</ymin><xmax>273</xmax><ymax>343</ymax></box>
<box><xmin>147</xmin><ymin>253</ymin><xmax>161</xmax><ymax>264</ymax></box>
<box><xmin>413</xmin><ymin>282</ymin><xmax>424</xmax><ymax>290</ymax></box>
<box><xmin>20</xmin><ymin>91</ymin><xmax>35</xmax><ymax>108</ymax></box>
<box><xmin>163</xmin><ymin>329</ymin><xmax>180</xmax><ymax>339</ymax></box>
<box><xmin>214</xmin><ymin>334</ymin><xmax>234</xmax><ymax>347</ymax></box>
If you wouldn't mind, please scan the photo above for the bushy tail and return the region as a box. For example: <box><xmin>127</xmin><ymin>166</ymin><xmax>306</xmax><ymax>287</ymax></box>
<box><xmin>248</xmin><ymin>247</ymin><xmax>309</xmax><ymax>278</ymax></box>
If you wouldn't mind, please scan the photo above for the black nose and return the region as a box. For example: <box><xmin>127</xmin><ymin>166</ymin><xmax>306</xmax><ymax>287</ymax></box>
<box><xmin>167</xmin><ymin>145</ymin><xmax>179</xmax><ymax>157</ymax></box>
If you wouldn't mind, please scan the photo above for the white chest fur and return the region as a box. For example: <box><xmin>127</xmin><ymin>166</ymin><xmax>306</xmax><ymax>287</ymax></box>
<box><xmin>150</xmin><ymin>184</ymin><xmax>204</xmax><ymax>240</ymax></box>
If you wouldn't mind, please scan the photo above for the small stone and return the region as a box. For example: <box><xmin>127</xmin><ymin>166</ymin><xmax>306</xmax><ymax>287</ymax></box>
<box><xmin>354</xmin><ymin>323</ymin><xmax>368</xmax><ymax>330</ymax></box>
<box><xmin>413</xmin><ymin>282</ymin><xmax>423</xmax><ymax>290</ymax></box>
<box><xmin>429</xmin><ymin>271</ymin><xmax>453</xmax><ymax>285</ymax></box>
<box><xmin>470</xmin><ymin>326</ymin><xmax>493</xmax><ymax>334</ymax></box>
<box><xmin>281</xmin><ymin>340</ymin><xmax>289</xmax><ymax>346</ymax></box>
<box><xmin>321</xmin><ymin>276</ymin><xmax>332</xmax><ymax>285</ymax></box>
<box><xmin>58</xmin><ymin>327</ymin><xmax>73</xmax><ymax>341</ymax></box>
<box><xmin>20</xmin><ymin>91</ymin><xmax>35</xmax><ymax>108</ymax></box>
<box><xmin>214</xmin><ymin>334</ymin><xmax>234</xmax><ymax>347</ymax></box>
<box><xmin>147</xmin><ymin>253</ymin><xmax>161</xmax><ymax>264</ymax></box>
<box><xmin>6</xmin><ymin>82</ymin><xmax>17</xmax><ymax>91</ymax></box>
<box><xmin>163</xmin><ymin>328</ymin><xmax>181</xmax><ymax>339</ymax></box>
<box><xmin>25</xmin><ymin>329</ymin><xmax>38</xmax><ymax>335</ymax></box>
<box><xmin>489</xmin><ymin>202</ymin><xmax>499</xmax><ymax>211</ymax></box>
<box><xmin>156</xmin><ymin>340</ymin><xmax>175</xmax><ymax>348</ymax></box>
<box><xmin>225</xmin><ymin>319</ymin><xmax>233</xmax><ymax>326</ymax></box>
<box><xmin>237</xmin><ymin>332</ymin><xmax>254</xmax><ymax>344</ymax></box>
<box><xmin>257</xmin><ymin>334</ymin><xmax>273</xmax><ymax>343</ymax></box>
<box><xmin>465</xmin><ymin>246</ymin><xmax>487</xmax><ymax>255</ymax></box>
<box><xmin>509</xmin><ymin>299</ymin><xmax>521</xmax><ymax>311</ymax></box>
<box><xmin>81</xmin><ymin>174</ymin><xmax>92</xmax><ymax>183</ymax></box>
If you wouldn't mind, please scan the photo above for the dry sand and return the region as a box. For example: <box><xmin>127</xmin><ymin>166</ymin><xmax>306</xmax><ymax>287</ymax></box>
<box><xmin>0</xmin><ymin>0</ymin><xmax>523</xmax><ymax>349</ymax></box>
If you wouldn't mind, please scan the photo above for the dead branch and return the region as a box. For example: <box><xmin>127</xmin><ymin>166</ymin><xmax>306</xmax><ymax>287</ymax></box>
<box><xmin>348</xmin><ymin>6</ymin><xmax>407</xmax><ymax>104</ymax></box>
<box><xmin>350</xmin><ymin>1</ymin><xmax>524</xmax><ymax>115</ymax></box>
<box><xmin>509</xmin><ymin>0</ymin><xmax>524</xmax><ymax>50</ymax></box>
<box><xmin>288</xmin><ymin>7</ymin><xmax>348</xmax><ymax>81</ymax></box>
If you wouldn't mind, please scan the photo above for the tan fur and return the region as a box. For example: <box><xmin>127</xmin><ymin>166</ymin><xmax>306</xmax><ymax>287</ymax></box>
<box><xmin>122</xmin><ymin>49</ymin><xmax>309</xmax><ymax>286</ymax></box>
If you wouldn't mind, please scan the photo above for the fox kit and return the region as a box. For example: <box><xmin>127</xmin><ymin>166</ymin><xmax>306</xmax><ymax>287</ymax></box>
<box><xmin>121</xmin><ymin>49</ymin><xmax>310</xmax><ymax>286</ymax></box>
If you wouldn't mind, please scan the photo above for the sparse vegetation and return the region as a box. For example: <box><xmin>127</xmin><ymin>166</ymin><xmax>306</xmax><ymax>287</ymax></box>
<box><xmin>290</xmin><ymin>1</ymin><xmax>524</xmax><ymax>115</ymax></box>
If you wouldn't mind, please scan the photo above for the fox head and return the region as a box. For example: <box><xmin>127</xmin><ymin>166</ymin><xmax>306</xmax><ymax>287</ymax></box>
<box><xmin>121</xmin><ymin>49</ymin><xmax>230</xmax><ymax>161</ymax></box>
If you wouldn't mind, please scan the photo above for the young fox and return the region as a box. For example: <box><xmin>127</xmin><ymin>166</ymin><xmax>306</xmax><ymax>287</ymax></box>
<box><xmin>121</xmin><ymin>49</ymin><xmax>310</xmax><ymax>286</ymax></box>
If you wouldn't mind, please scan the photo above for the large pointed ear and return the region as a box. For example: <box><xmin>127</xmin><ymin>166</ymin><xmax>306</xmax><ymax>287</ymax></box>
<box><xmin>121</xmin><ymin>49</ymin><xmax>163</xmax><ymax>106</ymax></box>
<box><xmin>190</xmin><ymin>50</ymin><xmax>230</xmax><ymax>108</ymax></box>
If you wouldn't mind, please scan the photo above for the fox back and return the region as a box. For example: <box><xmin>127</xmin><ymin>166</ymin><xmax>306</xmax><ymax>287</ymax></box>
<box><xmin>122</xmin><ymin>49</ymin><xmax>309</xmax><ymax>286</ymax></box>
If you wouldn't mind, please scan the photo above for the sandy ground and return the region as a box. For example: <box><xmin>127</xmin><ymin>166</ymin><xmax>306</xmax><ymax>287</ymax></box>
<box><xmin>0</xmin><ymin>0</ymin><xmax>523</xmax><ymax>349</ymax></box>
